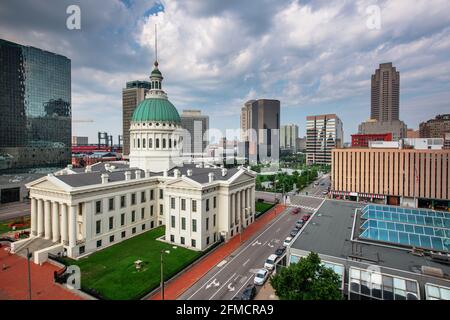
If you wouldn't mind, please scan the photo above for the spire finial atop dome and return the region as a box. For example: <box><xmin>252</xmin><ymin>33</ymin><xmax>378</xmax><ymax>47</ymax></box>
<box><xmin>154</xmin><ymin>24</ymin><xmax>158</xmax><ymax>67</ymax></box>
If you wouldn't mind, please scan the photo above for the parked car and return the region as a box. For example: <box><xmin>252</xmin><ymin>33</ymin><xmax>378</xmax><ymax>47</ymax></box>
<box><xmin>292</xmin><ymin>208</ymin><xmax>300</xmax><ymax>214</ymax></box>
<box><xmin>314</xmin><ymin>182</ymin><xmax>319</xmax><ymax>186</ymax></box>
<box><xmin>295</xmin><ymin>220</ymin><xmax>304</xmax><ymax>228</ymax></box>
<box><xmin>322</xmin><ymin>190</ymin><xmax>329</xmax><ymax>195</ymax></box>
<box><xmin>239</xmin><ymin>284</ymin><xmax>257</xmax><ymax>300</ymax></box>
<box><xmin>254</xmin><ymin>268</ymin><xmax>269</xmax><ymax>285</ymax></box>
<box><xmin>283</xmin><ymin>236</ymin><xmax>293</xmax><ymax>247</ymax></box>
<box><xmin>264</xmin><ymin>254</ymin><xmax>278</xmax><ymax>271</ymax></box>
<box><xmin>301</xmin><ymin>214</ymin><xmax>311</xmax><ymax>222</ymax></box>
<box><xmin>274</xmin><ymin>246</ymin><xmax>286</xmax><ymax>257</ymax></box>
<box><xmin>290</xmin><ymin>228</ymin><xmax>300</xmax><ymax>237</ymax></box>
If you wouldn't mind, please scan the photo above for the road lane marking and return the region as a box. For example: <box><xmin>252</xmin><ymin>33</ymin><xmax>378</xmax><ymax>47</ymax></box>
<box><xmin>231</xmin><ymin>274</ymin><xmax>254</xmax><ymax>300</ymax></box>
<box><xmin>242</xmin><ymin>258</ymin><xmax>250</xmax><ymax>267</ymax></box>
<box><xmin>206</xmin><ymin>278</ymin><xmax>220</xmax><ymax>289</ymax></box>
<box><xmin>216</xmin><ymin>260</ymin><xmax>227</xmax><ymax>268</ymax></box>
<box><xmin>209</xmin><ymin>272</ymin><xmax>237</xmax><ymax>300</ymax></box>
<box><xmin>185</xmin><ymin>208</ymin><xmax>290</xmax><ymax>300</ymax></box>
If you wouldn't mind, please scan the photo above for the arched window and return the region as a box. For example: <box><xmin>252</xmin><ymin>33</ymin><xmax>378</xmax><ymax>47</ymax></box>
<box><xmin>143</xmin><ymin>138</ymin><xmax>146</xmax><ymax>149</ymax></box>
<box><xmin>156</xmin><ymin>138</ymin><xmax>160</xmax><ymax>148</ymax></box>
<box><xmin>169</xmin><ymin>139</ymin><xmax>172</xmax><ymax>148</ymax></box>
<box><xmin>133</xmin><ymin>139</ymin><xmax>136</xmax><ymax>148</ymax></box>
<box><xmin>149</xmin><ymin>138</ymin><xmax>153</xmax><ymax>148</ymax></box>
<box><xmin>174</xmin><ymin>140</ymin><xmax>177</xmax><ymax>148</ymax></box>
<box><xmin>137</xmin><ymin>138</ymin><xmax>140</xmax><ymax>148</ymax></box>
<box><xmin>162</xmin><ymin>139</ymin><xmax>166</xmax><ymax>149</ymax></box>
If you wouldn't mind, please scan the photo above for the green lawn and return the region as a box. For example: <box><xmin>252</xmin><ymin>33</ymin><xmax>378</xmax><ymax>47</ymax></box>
<box><xmin>62</xmin><ymin>226</ymin><xmax>202</xmax><ymax>300</ymax></box>
<box><xmin>255</xmin><ymin>202</ymin><xmax>275</xmax><ymax>217</ymax></box>
<box><xmin>0</xmin><ymin>217</ymin><xmax>30</xmax><ymax>235</ymax></box>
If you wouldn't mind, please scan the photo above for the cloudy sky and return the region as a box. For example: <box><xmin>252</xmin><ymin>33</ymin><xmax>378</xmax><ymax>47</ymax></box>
<box><xmin>1</xmin><ymin>0</ymin><xmax>449</xmax><ymax>143</ymax></box>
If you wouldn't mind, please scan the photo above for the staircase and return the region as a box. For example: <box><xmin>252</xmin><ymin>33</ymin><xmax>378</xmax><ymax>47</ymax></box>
<box><xmin>14</xmin><ymin>237</ymin><xmax>56</xmax><ymax>259</ymax></box>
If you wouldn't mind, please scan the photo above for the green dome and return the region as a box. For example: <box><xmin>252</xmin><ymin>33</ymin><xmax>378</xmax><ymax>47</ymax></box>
<box><xmin>151</xmin><ymin>68</ymin><xmax>162</xmax><ymax>76</ymax></box>
<box><xmin>132</xmin><ymin>98</ymin><xmax>181</xmax><ymax>123</ymax></box>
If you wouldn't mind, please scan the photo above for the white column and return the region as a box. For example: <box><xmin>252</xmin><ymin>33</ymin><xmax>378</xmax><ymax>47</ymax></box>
<box><xmin>52</xmin><ymin>202</ymin><xmax>60</xmax><ymax>242</ymax></box>
<box><xmin>30</xmin><ymin>198</ymin><xmax>37</xmax><ymax>236</ymax></box>
<box><xmin>37</xmin><ymin>199</ymin><xmax>44</xmax><ymax>237</ymax></box>
<box><xmin>230</xmin><ymin>193</ymin><xmax>235</xmax><ymax>227</ymax></box>
<box><xmin>69</xmin><ymin>205</ymin><xmax>77</xmax><ymax>247</ymax></box>
<box><xmin>245</xmin><ymin>189</ymin><xmax>249</xmax><ymax>217</ymax></box>
<box><xmin>251</xmin><ymin>187</ymin><xmax>255</xmax><ymax>216</ymax></box>
<box><xmin>44</xmin><ymin>200</ymin><xmax>52</xmax><ymax>240</ymax></box>
<box><xmin>61</xmin><ymin>204</ymin><xmax>68</xmax><ymax>245</ymax></box>
<box><xmin>237</xmin><ymin>191</ymin><xmax>241</xmax><ymax>226</ymax></box>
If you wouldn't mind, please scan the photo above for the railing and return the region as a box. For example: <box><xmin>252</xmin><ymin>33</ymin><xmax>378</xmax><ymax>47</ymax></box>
<box><xmin>53</xmin><ymin>265</ymin><xmax>68</xmax><ymax>284</ymax></box>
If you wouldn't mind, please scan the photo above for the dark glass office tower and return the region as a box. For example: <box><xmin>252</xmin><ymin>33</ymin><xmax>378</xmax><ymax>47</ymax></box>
<box><xmin>0</xmin><ymin>39</ymin><xmax>71</xmax><ymax>171</ymax></box>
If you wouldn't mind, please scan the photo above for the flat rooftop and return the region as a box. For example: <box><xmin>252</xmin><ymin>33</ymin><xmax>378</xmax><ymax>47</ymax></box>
<box><xmin>291</xmin><ymin>200</ymin><xmax>450</xmax><ymax>282</ymax></box>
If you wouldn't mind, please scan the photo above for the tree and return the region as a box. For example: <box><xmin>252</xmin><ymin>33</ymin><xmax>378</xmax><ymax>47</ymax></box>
<box><xmin>270</xmin><ymin>252</ymin><xmax>342</xmax><ymax>300</ymax></box>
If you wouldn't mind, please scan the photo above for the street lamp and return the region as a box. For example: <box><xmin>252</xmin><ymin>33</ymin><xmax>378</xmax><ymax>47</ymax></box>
<box><xmin>160</xmin><ymin>249</ymin><xmax>170</xmax><ymax>300</ymax></box>
<box><xmin>26</xmin><ymin>248</ymin><xmax>32</xmax><ymax>300</ymax></box>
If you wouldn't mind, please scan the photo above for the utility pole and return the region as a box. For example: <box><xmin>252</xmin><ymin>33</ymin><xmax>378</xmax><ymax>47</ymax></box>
<box><xmin>26</xmin><ymin>248</ymin><xmax>32</xmax><ymax>300</ymax></box>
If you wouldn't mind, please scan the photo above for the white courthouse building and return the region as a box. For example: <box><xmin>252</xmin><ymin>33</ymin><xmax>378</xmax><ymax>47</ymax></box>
<box><xmin>13</xmin><ymin>60</ymin><xmax>256</xmax><ymax>263</ymax></box>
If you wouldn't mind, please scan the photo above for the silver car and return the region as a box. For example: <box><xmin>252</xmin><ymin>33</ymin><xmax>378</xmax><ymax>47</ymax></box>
<box><xmin>254</xmin><ymin>268</ymin><xmax>269</xmax><ymax>285</ymax></box>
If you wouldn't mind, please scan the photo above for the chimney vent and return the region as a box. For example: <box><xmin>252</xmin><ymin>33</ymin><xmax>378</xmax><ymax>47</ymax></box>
<box><xmin>101</xmin><ymin>173</ymin><xmax>109</xmax><ymax>184</ymax></box>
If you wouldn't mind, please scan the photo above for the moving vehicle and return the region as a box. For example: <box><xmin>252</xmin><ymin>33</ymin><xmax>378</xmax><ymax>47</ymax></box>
<box><xmin>301</xmin><ymin>214</ymin><xmax>311</xmax><ymax>222</ymax></box>
<box><xmin>254</xmin><ymin>269</ymin><xmax>269</xmax><ymax>285</ymax></box>
<box><xmin>283</xmin><ymin>236</ymin><xmax>293</xmax><ymax>247</ymax></box>
<box><xmin>322</xmin><ymin>190</ymin><xmax>329</xmax><ymax>195</ymax></box>
<box><xmin>274</xmin><ymin>246</ymin><xmax>286</xmax><ymax>257</ymax></box>
<box><xmin>264</xmin><ymin>254</ymin><xmax>278</xmax><ymax>270</ymax></box>
<box><xmin>292</xmin><ymin>208</ymin><xmax>300</xmax><ymax>214</ymax></box>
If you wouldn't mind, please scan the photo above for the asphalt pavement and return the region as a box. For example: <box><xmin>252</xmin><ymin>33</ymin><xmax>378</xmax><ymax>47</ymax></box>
<box><xmin>0</xmin><ymin>201</ymin><xmax>30</xmax><ymax>222</ymax></box>
<box><xmin>179</xmin><ymin>196</ymin><xmax>325</xmax><ymax>300</ymax></box>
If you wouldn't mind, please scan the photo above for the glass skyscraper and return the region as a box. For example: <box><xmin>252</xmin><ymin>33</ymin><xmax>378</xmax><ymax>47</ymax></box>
<box><xmin>0</xmin><ymin>39</ymin><xmax>71</xmax><ymax>171</ymax></box>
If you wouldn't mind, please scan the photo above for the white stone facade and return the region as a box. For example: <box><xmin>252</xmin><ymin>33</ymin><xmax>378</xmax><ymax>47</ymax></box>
<box><xmin>26</xmin><ymin>165</ymin><xmax>256</xmax><ymax>259</ymax></box>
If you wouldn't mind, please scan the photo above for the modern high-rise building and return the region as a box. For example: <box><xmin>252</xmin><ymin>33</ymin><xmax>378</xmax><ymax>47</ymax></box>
<box><xmin>306</xmin><ymin>114</ymin><xmax>343</xmax><ymax>165</ymax></box>
<box><xmin>371</xmin><ymin>62</ymin><xmax>400</xmax><ymax>122</ymax></box>
<box><xmin>419</xmin><ymin>114</ymin><xmax>450</xmax><ymax>139</ymax></box>
<box><xmin>240</xmin><ymin>99</ymin><xmax>280</xmax><ymax>163</ymax></box>
<box><xmin>358</xmin><ymin>63</ymin><xmax>407</xmax><ymax>140</ymax></box>
<box><xmin>180</xmin><ymin>109</ymin><xmax>209</xmax><ymax>156</ymax></box>
<box><xmin>280</xmin><ymin>124</ymin><xmax>299</xmax><ymax>154</ymax></box>
<box><xmin>0</xmin><ymin>39</ymin><xmax>71</xmax><ymax>171</ymax></box>
<box><xmin>122</xmin><ymin>80</ymin><xmax>151</xmax><ymax>157</ymax></box>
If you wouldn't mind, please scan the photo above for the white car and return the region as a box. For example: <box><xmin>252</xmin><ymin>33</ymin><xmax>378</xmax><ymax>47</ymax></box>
<box><xmin>254</xmin><ymin>268</ymin><xmax>269</xmax><ymax>286</ymax></box>
<box><xmin>283</xmin><ymin>236</ymin><xmax>293</xmax><ymax>247</ymax></box>
<box><xmin>264</xmin><ymin>254</ymin><xmax>278</xmax><ymax>271</ymax></box>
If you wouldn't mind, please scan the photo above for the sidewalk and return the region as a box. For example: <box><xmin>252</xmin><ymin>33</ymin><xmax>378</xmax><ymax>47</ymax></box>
<box><xmin>255</xmin><ymin>282</ymin><xmax>278</xmax><ymax>300</ymax></box>
<box><xmin>0</xmin><ymin>246</ymin><xmax>82</xmax><ymax>300</ymax></box>
<box><xmin>149</xmin><ymin>204</ymin><xmax>287</xmax><ymax>300</ymax></box>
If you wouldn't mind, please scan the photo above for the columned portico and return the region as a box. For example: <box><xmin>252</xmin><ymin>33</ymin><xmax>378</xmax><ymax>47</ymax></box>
<box><xmin>69</xmin><ymin>205</ymin><xmax>77</xmax><ymax>247</ymax></box>
<box><xmin>37</xmin><ymin>199</ymin><xmax>44</xmax><ymax>237</ymax></box>
<box><xmin>52</xmin><ymin>202</ymin><xmax>60</xmax><ymax>243</ymax></box>
<box><xmin>30</xmin><ymin>198</ymin><xmax>37</xmax><ymax>236</ymax></box>
<box><xmin>61</xmin><ymin>203</ymin><xmax>68</xmax><ymax>245</ymax></box>
<box><xmin>44</xmin><ymin>200</ymin><xmax>52</xmax><ymax>240</ymax></box>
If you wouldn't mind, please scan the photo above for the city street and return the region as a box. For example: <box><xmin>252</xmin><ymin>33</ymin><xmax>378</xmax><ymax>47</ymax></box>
<box><xmin>0</xmin><ymin>201</ymin><xmax>30</xmax><ymax>222</ymax></box>
<box><xmin>179</xmin><ymin>196</ymin><xmax>325</xmax><ymax>300</ymax></box>
<box><xmin>298</xmin><ymin>173</ymin><xmax>331</xmax><ymax>198</ymax></box>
